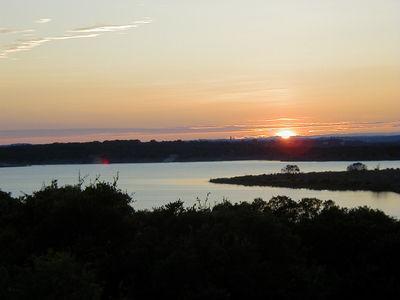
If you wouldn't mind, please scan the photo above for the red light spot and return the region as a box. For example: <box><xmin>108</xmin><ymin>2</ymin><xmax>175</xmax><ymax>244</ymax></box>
<box><xmin>101</xmin><ymin>158</ymin><xmax>110</xmax><ymax>165</ymax></box>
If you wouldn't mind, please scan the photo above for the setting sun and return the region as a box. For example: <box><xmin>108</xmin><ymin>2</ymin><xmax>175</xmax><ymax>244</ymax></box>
<box><xmin>276</xmin><ymin>130</ymin><xmax>297</xmax><ymax>139</ymax></box>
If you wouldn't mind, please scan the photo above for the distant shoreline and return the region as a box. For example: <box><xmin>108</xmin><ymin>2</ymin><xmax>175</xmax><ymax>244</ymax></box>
<box><xmin>1</xmin><ymin>137</ymin><xmax>400</xmax><ymax>167</ymax></box>
<box><xmin>210</xmin><ymin>169</ymin><xmax>400</xmax><ymax>194</ymax></box>
<box><xmin>2</xmin><ymin>158</ymin><xmax>400</xmax><ymax>169</ymax></box>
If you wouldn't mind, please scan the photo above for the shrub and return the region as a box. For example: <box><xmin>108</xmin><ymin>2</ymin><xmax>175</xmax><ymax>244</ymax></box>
<box><xmin>347</xmin><ymin>162</ymin><xmax>368</xmax><ymax>172</ymax></box>
<box><xmin>281</xmin><ymin>164</ymin><xmax>301</xmax><ymax>174</ymax></box>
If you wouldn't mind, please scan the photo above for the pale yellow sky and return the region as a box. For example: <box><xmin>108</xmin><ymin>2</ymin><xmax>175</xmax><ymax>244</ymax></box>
<box><xmin>0</xmin><ymin>0</ymin><xmax>399</xmax><ymax>143</ymax></box>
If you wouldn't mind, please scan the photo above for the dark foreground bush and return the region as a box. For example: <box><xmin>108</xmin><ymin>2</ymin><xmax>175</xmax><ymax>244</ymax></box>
<box><xmin>1</xmin><ymin>182</ymin><xmax>400</xmax><ymax>299</ymax></box>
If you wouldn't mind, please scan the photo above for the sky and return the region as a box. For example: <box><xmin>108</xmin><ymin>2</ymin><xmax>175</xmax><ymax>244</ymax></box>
<box><xmin>0</xmin><ymin>0</ymin><xmax>399</xmax><ymax>144</ymax></box>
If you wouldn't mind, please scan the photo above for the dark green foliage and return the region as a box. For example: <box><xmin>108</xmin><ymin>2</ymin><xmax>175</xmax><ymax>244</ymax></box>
<box><xmin>211</xmin><ymin>168</ymin><xmax>400</xmax><ymax>193</ymax></box>
<box><xmin>1</xmin><ymin>182</ymin><xmax>400</xmax><ymax>299</ymax></box>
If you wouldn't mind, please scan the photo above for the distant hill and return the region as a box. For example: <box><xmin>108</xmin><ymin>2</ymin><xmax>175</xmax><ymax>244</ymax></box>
<box><xmin>1</xmin><ymin>136</ymin><xmax>400</xmax><ymax>166</ymax></box>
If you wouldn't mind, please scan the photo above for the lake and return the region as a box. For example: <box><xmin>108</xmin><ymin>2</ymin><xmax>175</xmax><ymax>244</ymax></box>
<box><xmin>1</xmin><ymin>160</ymin><xmax>400</xmax><ymax>217</ymax></box>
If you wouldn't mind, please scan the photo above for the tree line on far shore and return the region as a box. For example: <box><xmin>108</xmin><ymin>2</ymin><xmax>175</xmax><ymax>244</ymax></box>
<box><xmin>1</xmin><ymin>138</ymin><xmax>400</xmax><ymax>166</ymax></box>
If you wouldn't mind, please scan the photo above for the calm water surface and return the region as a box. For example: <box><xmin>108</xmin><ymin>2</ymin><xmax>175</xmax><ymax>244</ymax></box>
<box><xmin>1</xmin><ymin>160</ymin><xmax>400</xmax><ymax>217</ymax></box>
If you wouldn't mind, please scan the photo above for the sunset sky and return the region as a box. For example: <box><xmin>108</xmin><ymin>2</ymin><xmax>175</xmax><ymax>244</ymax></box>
<box><xmin>1</xmin><ymin>0</ymin><xmax>399</xmax><ymax>144</ymax></box>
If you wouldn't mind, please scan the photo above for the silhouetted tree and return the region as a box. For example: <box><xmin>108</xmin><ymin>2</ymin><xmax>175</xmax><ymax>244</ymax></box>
<box><xmin>347</xmin><ymin>162</ymin><xmax>368</xmax><ymax>172</ymax></box>
<box><xmin>281</xmin><ymin>164</ymin><xmax>301</xmax><ymax>174</ymax></box>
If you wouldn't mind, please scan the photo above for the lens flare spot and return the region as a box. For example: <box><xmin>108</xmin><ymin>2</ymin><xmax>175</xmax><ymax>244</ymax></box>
<box><xmin>101</xmin><ymin>157</ymin><xmax>110</xmax><ymax>165</ymax></box>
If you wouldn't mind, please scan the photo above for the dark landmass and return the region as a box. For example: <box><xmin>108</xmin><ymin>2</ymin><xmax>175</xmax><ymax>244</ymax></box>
<box><xmin>1</xmin><ymin>182</ymin><xmax>400</xmax><ymax>299</ymax></box>
<box><xmin>1</xmin><ymin>135</ymin><xmax>400</xmax><ymax>167</ymax></box>
<box><xmin>210</xmin><ymin>169</ymin><xmax>400</xmax><ymax>193</ymax></box>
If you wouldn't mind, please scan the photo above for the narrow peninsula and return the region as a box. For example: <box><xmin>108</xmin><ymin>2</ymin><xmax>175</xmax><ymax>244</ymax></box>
<box><xmin>210</xmin><ymin>169</ymin><xmax>400</xmax><ymax>194</ymax></box>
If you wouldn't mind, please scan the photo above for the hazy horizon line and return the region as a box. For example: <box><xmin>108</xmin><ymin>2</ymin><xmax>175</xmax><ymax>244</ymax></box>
<box><xmin>1</xmin><ymin>130</ymin><xmax>400</xmax><ymax>147</ymax></box>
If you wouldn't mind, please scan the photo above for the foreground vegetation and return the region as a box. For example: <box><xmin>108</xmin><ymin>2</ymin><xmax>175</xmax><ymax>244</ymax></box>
<box><xmin>2</xmin><ymin>182</ymin><xmax>400</xmax><ymax>299</ymax></box>
<box><xmin>210</xmin><ymin>168</ymin><xmax>400</xmax><ymax>193</ymax></box>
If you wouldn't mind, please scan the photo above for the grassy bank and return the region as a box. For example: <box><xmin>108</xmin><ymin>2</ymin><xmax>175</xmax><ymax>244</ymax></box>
<box><xmin>210</xmin><ymin>169</ymin><xmax>400</xmax><ymax>193</ymax></box>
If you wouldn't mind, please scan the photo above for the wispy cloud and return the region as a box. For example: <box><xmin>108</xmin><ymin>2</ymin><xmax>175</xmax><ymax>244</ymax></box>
<box><xmin>69</xmin><ymin>18</ymin><xmax>152</xmax><ymax>33</ymax></box>
<box><xmin>0</xmin><ymin>34</ymin><xmax>102</xmax><ymax>58</ymax></box>
<box><xmin>36</xmin><ymin>18</ymin><xmax>52</xmax><ymax>24</ymax></box>
<box><xmin>0</xmin><ymin>18</ymin><xmax>152</xmax><ymax>59</ymax></box>
<box><xmin>70</xmin><ymin>24</ymin><xmax>138</xmax><ymax>33</ymax></box>
<box><xmin>50</xmin><ymin>34</ymin><xmax>100</xmax><ymax>41</ymax></box>
<box><xmin>0</xmin><ymin>38</ymin><xmax>49</xmax><ymax>58</ymax></box>
<box><xmin>0</xmin><ymin>28</ymin><xmax>35</xmax><ymax>35</ymax></box>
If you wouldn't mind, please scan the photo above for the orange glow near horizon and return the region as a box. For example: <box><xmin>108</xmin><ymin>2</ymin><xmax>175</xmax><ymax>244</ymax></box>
<box><xmin>276</xmin><ymin>130</ymin><xmax>297</xmax><ymax>139</ymax></box>
<box><xmin>0</xmin><ymin>1</ymin><xmax>399</xmax><ymax>144</ymax></box>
